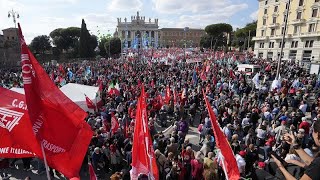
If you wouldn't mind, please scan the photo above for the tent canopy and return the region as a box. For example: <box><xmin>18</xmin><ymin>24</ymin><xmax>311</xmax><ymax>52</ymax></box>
<box><xmin>10</xmin><ymin>83</ymin><xmax>101</xmax><ymax>113</ymax></box>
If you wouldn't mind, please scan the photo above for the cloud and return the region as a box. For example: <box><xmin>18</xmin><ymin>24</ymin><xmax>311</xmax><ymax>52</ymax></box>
<box><xmin>107</xmin><ymin>0</ymin><xmax>143</xmax><ymax>12</ymax></box>
<box><xmin>250</xmin><ymin>9</ymin><xmax>259</xmax><ymax>20</ymax></box>
<box><xmin>173</xmin><ymin>3</ymin><xmax>248</xmax><ymax>28</ymax></box>
<box><xmin>152</xmin><ymin>0</ymin><xmax>247</xmax><ymax>14</ymax></box>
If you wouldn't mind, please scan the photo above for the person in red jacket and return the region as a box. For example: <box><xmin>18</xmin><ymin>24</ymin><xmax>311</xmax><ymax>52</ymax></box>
<box><xmin>191</xmin><ymin>151</ymin><xmax>204</xmax><ymax>180</ymax></box>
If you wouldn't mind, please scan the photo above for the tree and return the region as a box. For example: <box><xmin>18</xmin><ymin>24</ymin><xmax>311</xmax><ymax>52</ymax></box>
<box><xmin>97</xmin><ymin>34</ymin><xmax>112</xmax><ymax>57</ymax></box>
<box><xmin>234</xmin><ymin>21</ymin><xmax>257</xmax><ymax>50</ymax></box>
<box><xmin>29</xmin><ymin>35</ymin><xmax>52</xmax><ymax>54</ymax></box>
<box><xmin>79</xmin><ymin>19</ymin><xmax>97</xmax><ymax>58</ymax></box>
<box><xmin>104</xmin><ymin>37</ymin><xmax>121</xmax><ymax>57</ymax></box>
<box><xmin>49</xmin><ymin>27</ymin><xmax>81</xmax><ymax>52</ymax></box>
<box><xmin>200</xmin><ymin>35</ymin><xmax>211</xmax><ymax>48</ymax></box>
<box><xmin>204</xmin><ymin>23</ymin><xmax>233</xmax><ymax>51</ymax></box>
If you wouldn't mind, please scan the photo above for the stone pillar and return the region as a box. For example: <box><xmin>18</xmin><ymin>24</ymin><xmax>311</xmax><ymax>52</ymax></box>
<box><xmin>155</xmin><ymin>31</ymin><xmax>159</xmax><ymax>48</ymax></box>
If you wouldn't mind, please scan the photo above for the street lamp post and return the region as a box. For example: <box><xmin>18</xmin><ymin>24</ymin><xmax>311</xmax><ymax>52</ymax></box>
<box><xmin>8</xmin><ymin>9</ymin><xmax>19</xmax><ymax>28</ymax></box>
<box><xmin>276</xmin><ymin>0</ymin><xmax>291</xmax><ymax>80</ymax></box>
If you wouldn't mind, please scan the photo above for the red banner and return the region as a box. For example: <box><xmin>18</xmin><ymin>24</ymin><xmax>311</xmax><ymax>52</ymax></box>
<box><xmin>18</xmin><ymin>24</ymin><xmax>93</xmax><ymax>179</ymax></box>
<box><xmin>0</xmin><ymin>87</ymin><xmax>41</xmax><ymax>158</ymax></box>
<box><xmin>203</xmin><ymin>90</ymin><xmax>240</xmax><ymax>180</ymax></box>
<box><xmin>131</xmin><ymin>85</ymin><xmax>159</xmax><ymax>180</ymax></box>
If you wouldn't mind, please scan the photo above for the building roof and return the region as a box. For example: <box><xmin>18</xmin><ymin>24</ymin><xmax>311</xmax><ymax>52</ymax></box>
<box><xmin>2</xmin><ymin>27</ymin><xmax>18</xmax><ymax>32</ymax></box>
<box><xmin>160</xmin><ymin>28</ymin><xmax>205</xmax><ymax>31</ymax></box>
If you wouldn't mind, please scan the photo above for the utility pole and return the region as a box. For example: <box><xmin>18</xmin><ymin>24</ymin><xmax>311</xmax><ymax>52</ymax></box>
<box><xmin>276</xmin><ymin>0</ymin><xmax>291</xmax><ymax>80</ymax></box>
<box><xmin>247</xmin><ymin>30</ymin><xmax>251</xmax><ymax>50</ymax></box>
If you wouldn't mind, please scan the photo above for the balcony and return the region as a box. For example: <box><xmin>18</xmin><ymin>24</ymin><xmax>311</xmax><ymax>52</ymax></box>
<box><xmin>312</xmin><ymin>1</ymin><xmax>320</xmax><ymax>8</ymax></box>
<box><xmin>269</xmin><ymin>23</ymin><xmax>280</xmax><ymax>28</ymax></box>
<box><xmin>291</xmin><ymin>19</ymin><xmax>306</xmax><ymax>25</ymax></box>
<box><xmin>252</xmin><ymin>36</ymin><xmax>268</xmax><ymax>41</ymax></box>
<box><xmin>300</xmin><ymin>31</ymin><xmax>320</xmax><ymax>38</ymax></box>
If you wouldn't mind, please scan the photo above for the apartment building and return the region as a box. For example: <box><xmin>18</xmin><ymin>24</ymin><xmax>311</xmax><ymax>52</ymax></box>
<box><xmin>253</xmin><ymin>0</ymin><xmax>320</xmax><ymax>62</ymax></box>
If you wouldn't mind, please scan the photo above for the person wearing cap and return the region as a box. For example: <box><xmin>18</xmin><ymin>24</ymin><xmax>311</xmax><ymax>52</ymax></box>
<box><xmin>252</xmin><ymin>161</ymin><xmax>274</xmax><ymax>180</ymax></box>
<box><xmin>236</xmin><ymin>151</ymin><xmax>246</xmax><ymax>176</ymax></box>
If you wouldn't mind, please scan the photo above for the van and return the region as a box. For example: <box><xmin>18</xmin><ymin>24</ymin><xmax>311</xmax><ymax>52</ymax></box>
<box><xmin>236</xmin><ymin>64</ymin><xmax>261</xmax><ymax>77</ymax></box>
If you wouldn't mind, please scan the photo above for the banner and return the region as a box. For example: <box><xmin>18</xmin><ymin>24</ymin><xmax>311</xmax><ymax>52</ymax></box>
<box><xmin>131</xmin><ymin>85</ymin><xmax>159</xmax><ymax>180</ymax></box>
<box><xmin>0</xmin><ymin>87</ymin><xmax>41</xmax><ymax>158</ymax></box>
<box><xmin>203</xmin><ymin>90</ymin><xmax>240</xmax><ymax>180</ymax></box>
<box><xmin>19</xmin><ymin>23</ymin><xmax>93</xmax><ymax>179</ymax></box>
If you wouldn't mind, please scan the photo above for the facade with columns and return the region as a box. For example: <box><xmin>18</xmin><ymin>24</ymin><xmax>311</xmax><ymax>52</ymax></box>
<box><xmin>115</xmin><ymin>12</ymin><xmax>159</xmax><ymax>48</ymax></box>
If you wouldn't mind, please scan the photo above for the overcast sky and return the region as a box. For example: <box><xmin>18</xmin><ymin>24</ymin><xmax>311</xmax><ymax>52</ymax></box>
<box><xmin>0</xmin><ymin>0</ymin><xmax>258</xmax><ymax>44</ymax></box>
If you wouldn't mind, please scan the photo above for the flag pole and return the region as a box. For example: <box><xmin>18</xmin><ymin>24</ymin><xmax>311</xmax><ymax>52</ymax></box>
<box><xmin>41</xmin><ymin>143</ymin><xmax>52</xmax><ymax>180</ymax></box>
<box><xmin>218</xmin><ymin>150</ymin><xmax>229</xmax><ymax>180</ymax></box>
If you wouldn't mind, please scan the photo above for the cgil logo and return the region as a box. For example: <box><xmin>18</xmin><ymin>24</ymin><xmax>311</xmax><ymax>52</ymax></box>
<box><xmin>0</xmin><ymin>107</ymin><xmax>24</xmax><ymax>132</ymax></box>
<box><xmin>21</xmin><ymin>54</ymin><xmax>33</xmax><ymax>85</ymax></box>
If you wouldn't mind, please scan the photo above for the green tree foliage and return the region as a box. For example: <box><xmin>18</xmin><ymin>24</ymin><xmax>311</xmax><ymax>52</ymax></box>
<box><xmin>29</xmin><ymin>35</ymin><xmax>52</xmax><ymax>54</ymax></box>
<box><xmin>200</xmin><ymin>35</ymin><xmax>212</xmax><ymax>48</ymax></box>
<box><xmin>205</xmin><ymin>23</ymin><xmax>233</xmax><ymax>37</ymax></box>
<box><xmin>49</xmin><ymin>27</ymin><xmax>81</xmax><ymax>51</ymax></box>
<box><xmin>234</xmin><ymin>21</ymin><xmax>257</xmax><ymax>49</ymax></box>
<box><xmin>98</xmin><ymin>35</ymin><xmax>111</xmax><ymax>57</ymax></box>
<box><xmin>104</xmin><ymin>37</ymin><xmax>121</xmax><ymax>57</ymax></box>
<box><xmin>79</xmin><ymin>19</ymin><xmax>97</xmax><ymax>58</ymax></box>
<box><xmin>204</xmin><ymin>23</ymin><xmax>233</xmax><ymax>51</ymax></box>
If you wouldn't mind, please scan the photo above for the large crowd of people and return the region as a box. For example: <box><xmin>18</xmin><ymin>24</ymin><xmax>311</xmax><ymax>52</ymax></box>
<box><xmin>1</xmin><ymin>48</ymin><xmax>320</xmax><ymax>180</ymax></box>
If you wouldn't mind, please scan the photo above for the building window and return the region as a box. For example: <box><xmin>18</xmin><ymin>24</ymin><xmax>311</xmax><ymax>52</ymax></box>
<box><xmin>316</xmin><ymin>0</ymin><xmax>320</xmax><ymax>2</ymax></box>
<box><xmin>269</xmin><ymin>42</ymin><xmax>274</xmax><ymax>48</ymax></box>
<box><xmin>286</xmin><ymin>3</ymin><xmax>289</xmax><ymax>9</ymax></box>
<box><xmin>263</xmin><ymin>18</ymin><xmax>267</xmax><ymax>25</ymax></box>
<box><xmin>259</xmin><ymin>43</ymin><xmax>265</xmax><ymax>48</ymax></box>
<box><xmin>308</xmin><ymin>23</ymin><xmax>316</xmax><ymax>32</ymax></box>
<box><xmin>305</xmin><ymin>40</ymin><xmax>314</xmax><ymax>47</ymax></box>
<box><xmin>261</xmin><ymin>30</ymin><xmax>265</xmax><ymax>36</ymax></box>
<box><xmin>302</xmin><ymin>50</ymin><xmax>312</xmax><ymax>61</ymax></box>
<box><xmin>293</xmin><ymin>26</ymin><xmax>299</xmax><ymax>34</ymax></box>
<box><xmin>271</xmin><ymin>28</ymin><xmax>275</xmax><ymax>36</ymax></box>
<box><xmin>312</xmin><ymin>9</ymin><xmax>318</xmax><ymax>18</ymax></box>
<box><xmin>279</xmin><ymin>42</ymin><xmax>285</xmax><ymax>48</ymax></box>
<box><xmin>297</xmin><ymin>12</ymin><xmax>302</xmax><ymax>19</ymax></box>
<box><xmin>275</xmin><ymin>0</ymin><xmax>279</xmax><ymax>2</ymax></box>
<box><xmin>274</xmin><ymin>6</ymin><xmax>278</xmax><ymax>12</ymax></box>
<box><xmin>289</xmin><ymin>50</ymin><xmax>297</xmax><ymax>60</ymax></box>
<box><xmin>264</xmin><ymin>9</ymin><xmax>268</xmax><ymax>14</ymax></box>
<box><xmin>265</xmin><ymin>0</ymin><xmax>268</xmax><ymax>5</ymax></box>
<box><xmin>273</xmin><ymin>16</ymin><xmax>277</xmax><ymax>23</ymax></box>
<box><xmin>12</xmin><ymin>37</ymin><xmax>14</xmax><ymax>40</ymax></box>
<box><xmin>299</xmin><ymin>0</ymin><xmax>304</xmax><ymax>6</ymax></box>
<box><xmin>7</xmin><ymin>37</ymin><xmax>9</xmax><ymax>40</ymax></box>
<box><xmin>258</xmin><ymin>52</ymin><xmax>263</xmax><ymax>58</ymax></box>
<box><xmin>291</xmin><ymin>41</ymin><xmax>298</xmax><ymax>48</ymax></box>
<box><xmin>281</xmin><ymin>27</ymin><xmax>285</xmax><ymax>35</ymax></box>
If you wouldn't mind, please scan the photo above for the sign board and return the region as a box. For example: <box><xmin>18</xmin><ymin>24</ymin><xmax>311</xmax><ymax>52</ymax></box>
<box><xmin>310</xmin><ymin>64</ymin><xmax>320</xmax><ymax>75</ymax></box>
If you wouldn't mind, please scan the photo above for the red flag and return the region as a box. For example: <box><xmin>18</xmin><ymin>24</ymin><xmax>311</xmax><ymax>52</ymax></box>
<box><xmin>18</xmin><ymin>24</ymin><xmax>93</xmax><ymax>179</ymax></box>
<box><xmin>58</xmin><ymin>64</ymin><xmax>65</xmax><ymax>75</ymax></box>
<box><xmin>131</xmin><ymin>85</ymin><xmax>159</xmax><ymax>180</ymax></box>
<box><xmin>0</xmin><ymin>87</ymin><xmax>42</xmax><ymax>158</ymax></box>
<box><xmin>203</xmin><ymin>90</ymin><xmax>240</xmax><ymax>180</ymax></box>
<box><xmin>164</xmin><ymin>86</ymin><xmax>171</xmax><ymax>104</ymax></box>
<box><xmin>173</xmin><ymin>88</ymin><xmax>177</xmax><ymax>105</ymax></box>
<box><xmin>229</xmin><ymin>69</ymin><xmax>236</xmax><ymax>79</ymax></box>
<box><xmin>111</xmin><ymin>113</ymin><xmax>119</xmax><ymax>134</ymax></box>
<box><xmin>157</xmin><ymin>94</ymin><xmax>164</xmax><ymax>107</ymax></box>
<box><xmin>88</xmin><ymin>163</ymin><xmax>97</xmax><ymax>180</ymax></box>
<box><xmin>265</xmin><ymin>64</ymin><xmax>271</xmax><ymax>71</ymax></box>
<box><xmin>85</xmin><ymin>94</ymin><xmax>96</xmax><ymax>110</ymax></box>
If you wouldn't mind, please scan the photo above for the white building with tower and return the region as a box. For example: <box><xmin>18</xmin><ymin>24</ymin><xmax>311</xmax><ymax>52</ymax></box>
<box><xmin>115</xmin><ymin>11</ymin><xmax>159</xmax><ymax>49</ymax></box>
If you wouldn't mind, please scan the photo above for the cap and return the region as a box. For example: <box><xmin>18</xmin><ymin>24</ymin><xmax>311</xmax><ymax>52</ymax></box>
<box><xmin>239</xmin><ymin>151</ymin><xmax>246</xmax><ymax>157</ymax></box>
<box><xmin>258</xmin><ymin>162</ymin><xmax>266</xmax><ymax>168</ymax></box>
